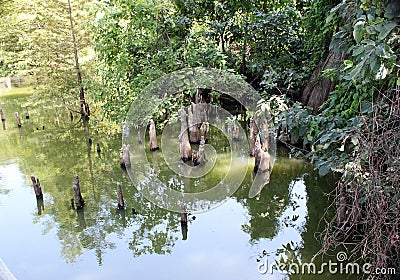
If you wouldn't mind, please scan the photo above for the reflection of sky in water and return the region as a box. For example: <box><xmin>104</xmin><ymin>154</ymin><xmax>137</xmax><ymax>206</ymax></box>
<box><xmin>0</xmin><ymin>163</ymin><xmax>311</xmax><ymax>280</ymax></box>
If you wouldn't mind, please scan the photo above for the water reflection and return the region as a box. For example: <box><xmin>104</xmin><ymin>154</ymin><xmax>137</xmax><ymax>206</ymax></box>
<box><xmin>0</xmin><ymin>94</ymin><xmax>341</xmax><ymax>280</ymax></box>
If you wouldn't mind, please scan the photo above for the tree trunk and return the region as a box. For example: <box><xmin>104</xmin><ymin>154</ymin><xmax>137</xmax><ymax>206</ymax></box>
<box><xmin>188</xmin><ymin>103</ymin><xmax>201</xmax><ymax>143</ymax></box>
<box><xmin>260</xmin><ymin>117</ymin><xmax>269</xmax><ymax>152</ymax></box>
<box><xmin>67</xmin><ymin>0</ymin><xmax>89</xmax><ymax>119</ymax></box>
<box><xmin>249</xmin><ymin>116</ymin><xmax>259</xmax><ymax>156</ymax></box>
<box><xmin>179</xmin><ymin>108</ymin><xmax>192</xmax><ymax>161</ymax></box>
<box><xmin>302</xmin><ymin>50</ymin><xmax>345</xmax><ymax>114</ymax></box>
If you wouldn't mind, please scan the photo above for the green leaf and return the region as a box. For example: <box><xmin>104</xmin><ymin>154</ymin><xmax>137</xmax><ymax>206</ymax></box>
<box><xmin>353</xmin><ymin>20</ymin><xmax>365</xmax><ymax>43</ymax></box>
<box><xmin>378</xmin><ymin>22</ymin><xmax>397</xmax><ymax>41</ymax></box>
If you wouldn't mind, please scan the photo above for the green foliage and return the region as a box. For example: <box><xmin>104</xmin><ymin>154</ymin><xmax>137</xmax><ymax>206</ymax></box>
<box><xmin>91</xmin><ymin>0</ymin><xmax>316</xmax><ymax>122</ymax></box>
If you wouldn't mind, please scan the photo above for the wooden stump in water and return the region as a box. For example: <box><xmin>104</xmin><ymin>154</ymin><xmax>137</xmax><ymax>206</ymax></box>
<box><xmin>15</xmin><ymin>112</ymin><xmax>21</xmax><ymax>128</ymax></box>
<box><xmin>73</xmin><ymin>174</ymin><xmax>85</xmax><ymax>209</ymax></box>
<box><xmin>199</xmin><ymin>122</ymin><xmax>208</xmax><ymax>140</ymax></box>
<box><xmin>261</xmin><ymin>117</ymin><xmax>269</xmax><ymax>152</ymax></box>
<box><xmin>197</xmin><ymin>135</ymin><xmax>206</xmax><ymax>166</ymax></box>
<box><xmin>117</xmin><ymin>182</ymin><xmax>125</xmax><ymax>210</ymax></box>
<box><xmin>179</xmin><ymin>108</ymin><xmax>192</xmax><ymax>161</ymax></box>
<box><xmin>30</xmin><ymin>176</ymin><xmax>43</xmax><ymax>199</ymax></box>
<box><xmin>25</xmin><ymin>107</ymin><xmax>30</xmax><ymax>120</ymax></box>
<box><xmin>0</xmin><ymin>108</ymin><xmax>6</xmax><ymax>130</ymax></box>
<box><xmin>149</xmin><ymin>119</ymin><xmax>159</xmax><ymax>151</ymax></box>
<box><xmin>119</xmin><ymin>144</ymin><xmax>131</xmax><ymax>169</ymax></box>
<box><xmin>254</xmin><ymin>132</ymin><xmax>270</xmax><ymax>173</ymax></box>
<box><xmin>188</xmin><ymin>104</ymin><xmax>199</xmax><ymax>143</ymax></box>
<box><xmin>249</xmin><ymin>116</ymin><xmax>259</xmax><ymax>156</ymax></box>
<box><xmin>259</xmin><ymin>150</ymin><xmax>271</xmax><ymax>172</ymax></box>
<box><xmin>232</xmin><ymin>120</ymin><xmax>239</xmax><ymax>141</ymax></box>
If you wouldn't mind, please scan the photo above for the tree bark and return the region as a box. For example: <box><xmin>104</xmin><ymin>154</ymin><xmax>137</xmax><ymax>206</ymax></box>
<box><xmin>179</xmin><ymin>108</ymin><xmax>192</xmax><ymax>161</ymax></box>
<box><xmin>260</xmin><ymin>117</ymin><xmax>269</xmax><ymax>152</ymax></box>
<box><xmin>302</xmin><ymin>50</ymin><xmax>345</xmax><ymax>114</ymax></box>
<box><xmin>249</xmin><ymin>116</ymin><xmax>259</xmax><ymax>156</ymax></box>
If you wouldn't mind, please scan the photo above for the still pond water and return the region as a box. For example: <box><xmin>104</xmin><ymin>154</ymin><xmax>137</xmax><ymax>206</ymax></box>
<box><xmin>0</xmin><ymin>93</ymin><xmax>348</xmax><ymax>280</ymax></box>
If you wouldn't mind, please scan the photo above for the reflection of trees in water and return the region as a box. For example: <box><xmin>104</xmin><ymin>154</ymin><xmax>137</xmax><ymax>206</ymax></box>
<box><xmin>235</xmin><ymin>157</ymin><xmax>309</xmax><ymax>241</ymax></box>
<box><xmin>0</xmin><ymin>96</ymin><xmax>334</xmax><ymax>267</ymax></box>
<box><xmin>0</xmin><ymin>100</ymin><xmax>181</xmax><ymax>264</ymax></box>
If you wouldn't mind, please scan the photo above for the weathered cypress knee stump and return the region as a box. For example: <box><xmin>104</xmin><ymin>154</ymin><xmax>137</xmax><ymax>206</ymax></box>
<box><xmin>30</xmin><ymin>176</ymin><xmax>43</xmax><ymax>199</ymax></box>
<box><xmin>179</xmin><ymin>108</ymin><xmax>192</xmax><ymax>161</ymax></box>
<box><xmin>15</xmin><ymin>112</ymin><xmax>21</xmax><ymax>128</ymax></box>
<box><xmin>249</xmin><ymin>116</ymin><xmax>259</xmax><ymax>156</ymax></box>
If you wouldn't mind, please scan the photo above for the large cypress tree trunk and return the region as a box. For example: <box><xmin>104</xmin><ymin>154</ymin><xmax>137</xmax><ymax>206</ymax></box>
<box><xmin>302</xmin><ymin>50</ymin><xmax>345</xmax><ymax>114</ymax></box>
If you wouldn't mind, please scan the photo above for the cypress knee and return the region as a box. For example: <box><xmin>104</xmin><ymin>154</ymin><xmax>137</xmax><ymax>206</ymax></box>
<box><xmin>261</xmin><ymin>117</ymin><xmax>269</xmax><ymax>152</ymax></box>
<box><xmin>179</xmin><ymin>108</ymin><xmax>192</xmax><ymax>161</ymax></box>
<box><xmin>15</xmin><ymin>112</ymin><xmax>21</xmax><ymax>128</ymax></box>
<box><xmin>31</xmin><ymin>176</ymin><xmax>43</xmax><ymax>199</ymax></box>
<box><xmin>249</xmin><ymin>116</ymin><xmax>259</xmax><ymax>156</ymax></box>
